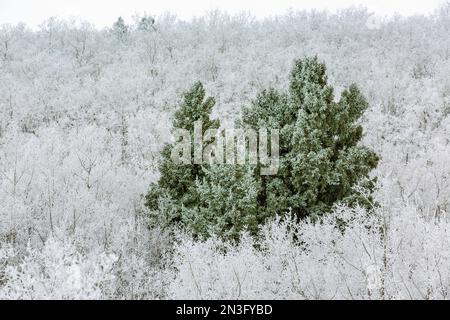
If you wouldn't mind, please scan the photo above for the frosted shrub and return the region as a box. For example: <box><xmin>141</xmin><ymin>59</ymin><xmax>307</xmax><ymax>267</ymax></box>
<box><xmin>169</xmin><ymin>207</ymin><xmax>379</xmax><ymax>299</ymax></box>
<box><xmin>111</xmin><ymin>226</ymin><xmax>174</xmax><ymax>299</ymax></box>
<box><xmin>0</xmin><ymin>238</ymin><xmax>116</xmax><ymax>299</ymax></box>
<box><xmin>169</xmin><ymin>205</ymin><xmax>450</xmax><ymax>300</ymax></box>
<box><xmin>385</xmin><ymin>208</ymin><xmax>450</xmax><ymax>299</ymax></box>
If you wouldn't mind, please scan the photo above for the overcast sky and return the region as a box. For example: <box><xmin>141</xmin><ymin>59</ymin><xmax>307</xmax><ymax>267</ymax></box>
<box><xmin>0</xmin><ymin>0</ymin><xmax>447</xmax><ymax>28</ymax></box>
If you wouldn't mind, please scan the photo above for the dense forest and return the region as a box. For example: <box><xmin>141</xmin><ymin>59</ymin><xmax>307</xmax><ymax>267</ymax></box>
<box><xmin>1</xmin><ymin>4</ymin><xmax>450</xmax><ymax>299</ymax></box>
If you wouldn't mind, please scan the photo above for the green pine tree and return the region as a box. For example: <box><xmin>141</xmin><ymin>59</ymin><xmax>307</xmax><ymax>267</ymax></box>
<box><xmin>146</xmin><ymin>57</ymin><xmax>379</xmax><ymax>239</ymax></box>
<box><xmin>182</xmin><ymin>164</ymin><xmax>261</xmax><ymax>240</ymax></box>
<box><xmin>145</xmin><ymin>81</ymin><xmax>219</xmax><ymax>227</ymax></box>
<box><xmin>242</xmin><ymin>56</ymin><xmax>379</xmax><ymax>220</ymax></box>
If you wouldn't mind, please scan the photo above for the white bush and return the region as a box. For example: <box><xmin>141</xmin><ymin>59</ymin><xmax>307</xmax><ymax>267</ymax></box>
<box><xmin>169</xmin><ymin>205</ymin><xmax>450</xmax><ymax>300</ymax></box>
<box><xmin>0</xmin><ymin>238</ymin><xmax>116</xmax><ymax>299</ymax></box>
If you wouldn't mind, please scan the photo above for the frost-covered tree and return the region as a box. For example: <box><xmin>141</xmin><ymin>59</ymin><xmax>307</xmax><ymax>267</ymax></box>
<box><xmin>242</xmin><ymin>56</ymin><xmax>380</xmax><ymax>219</ymax></box>
<box><xmin>112</xmin><ymin>17</ymin><xmax>129</xmax><ymax>41</ymax></box>
<box><xmin>146</xmin><ymin>57</ymin><xmax>379</xmax><ymax>239</ymax></box>
<box><xmin>137</xmin><ymin>15</ymin><xmax>156</xmax><ymax>32</ymax></box>
<box><xmin>182</xmin><ymin>164</ymin><xmax>262</xmax><ymax>240</ymax></box>
<box><xmin>145</xmin><ymin>81</ymin><xmax>264</xmax><ymax>239</ymax></box>
<box><xmin>145</xmin><ymin>82</ymin><xmax>219</xmax><ymax>227</ymax></box>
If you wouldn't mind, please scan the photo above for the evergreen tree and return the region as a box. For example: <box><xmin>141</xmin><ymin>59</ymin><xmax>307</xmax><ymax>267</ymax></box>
<box><xmin>146</xmin><ymin>57</ymin><xmax>379</xmax><ymax>239</ymax></box>
<box><xmin>145</xmin><ymin>82</ymin><xmax>219</xmax><ymax>226</ymax></box>
<box><xmin>242</xmin><ymin>56</ymin><xmax>379</xmax><ymax>220</ymax></box>
<box><xmin>182</xmin><ymin>164</ymin><xmax>261</xmax><ymax>240</ymax></box>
